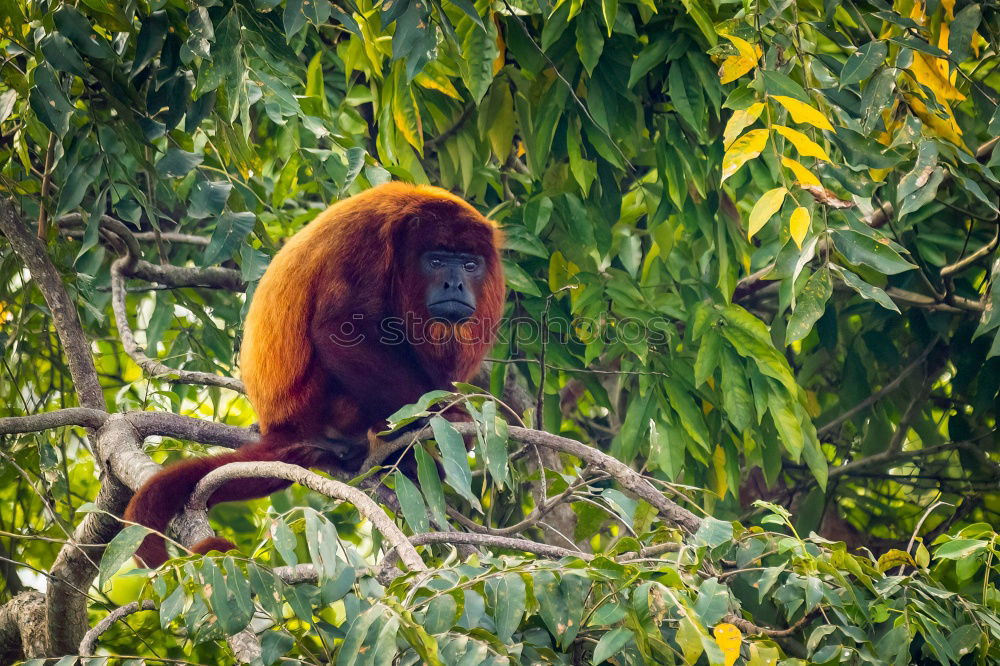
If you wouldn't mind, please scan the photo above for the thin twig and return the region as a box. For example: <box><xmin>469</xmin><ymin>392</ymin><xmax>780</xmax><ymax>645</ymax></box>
<box><xmin>110</xmin><ymin>257</ymin><xmax>246</xmax><ymax>393</ymax></box>
<box><xmin>35</xmin><ymin>134</ymin><xmax>56</xmax><ymax>239</ymax></box>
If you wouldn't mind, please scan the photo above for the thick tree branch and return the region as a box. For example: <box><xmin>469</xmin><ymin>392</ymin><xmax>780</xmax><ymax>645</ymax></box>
<box><xmin>45</xmin><ymin>415</ymin><xmax>142</xmax><ymax>655</ymax></box>
<box><xmin>0</xmin><ymin>408</ymin><xmax>109</xmax><ymax>435</ymax></box>
<box><xmin>0</xmin><ymin>591</ymin><xmax>46</xmax><ymax>663</ymax></box>
<box><xmin>0</xmin><ymin>200</ymin><xmax>106</xmax><ymax>411</ymax></box>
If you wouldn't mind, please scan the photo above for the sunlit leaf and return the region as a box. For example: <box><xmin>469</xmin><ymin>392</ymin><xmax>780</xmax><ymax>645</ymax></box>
<box><xmin>774</xmin><ymin>125</ymin><xmax>832</xmax><ymax>161</ymax></box>
<box><xmin>771</xmin><ymin>95</ymin><xmax>835</xmax><ymax>131</ymax></box>
<box><xmin>747</xmin><ymin>187</ymin><xmax>787</xmax><ymax>239</ymax></box>
<box><xmin>789</xmin><ymin>206</ymin><xmax>810</xmax><ymax>249</ymax></box>
<box><xmin>721</xmin><ymin>129</ymin><xmax>768</xmax><ymax>182</ymax></box>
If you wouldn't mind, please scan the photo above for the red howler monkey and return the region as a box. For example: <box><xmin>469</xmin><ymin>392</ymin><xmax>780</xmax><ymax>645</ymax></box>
<box><xmin>124</xmin><ymin>183</ymin><xmax>506</xmax><ymax>566</ymax></box>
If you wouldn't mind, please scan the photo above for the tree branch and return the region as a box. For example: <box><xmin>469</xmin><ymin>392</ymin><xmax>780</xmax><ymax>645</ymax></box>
<box><xmin>817</xmin><ymin>338</ymin><xmax>937</xmax><ymax>437</ymax></box>
<box><xmin>187</xmin><ymin>461</ymin><xmax>427</xmax><ymax>573</ymax></box>
<box><xmin>77</xmin><ymin>600</ymin><xmax>156</xmax><ymax>657</ymax></box>
<box><xmin>0</xmin><ymin>199</ymin><xmax>106</xmax><ymax>411</ymax></box>
<box><xmin>0</xmin><ymin>408</ymin><xmax>109</xmax><ymax>435</ymax></box>
<box><xmin>110</xmin><ymin>257</ymin><xmax>246</xmax><ymax>393</ymax></box>
<box><xmin>0</xmin><ymin>591</ymin><xmax>46</xmax><ymax>663</ymax></box>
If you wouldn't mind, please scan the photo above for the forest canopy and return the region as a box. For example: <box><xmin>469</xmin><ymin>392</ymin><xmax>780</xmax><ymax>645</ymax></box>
<box><xmin>0</xmin><ymin>0</ymin><xmax>999</xmax><ymax>663</ymax></box>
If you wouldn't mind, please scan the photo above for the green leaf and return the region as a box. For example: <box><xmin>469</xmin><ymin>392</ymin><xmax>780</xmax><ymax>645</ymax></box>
<box><xmin>99</xmin><ymin>524</ymin><xmax>147</xmax><ymax>591</ymax></box>
<box><xmin>719</xmin><ymin>349</ymin><xmax>754</xmax><ymax>431</ymax></box>
<box><xmin>600</xmin><ymin>0</ymin><xmax>618</xmax><ymax>36</ymax></box>
<box><xmin>761</xmin><ymin>70</ymin><xmax>809</xmax><ymax>102</ymax></box>
<box><xmin>949</xmin><ymin>4</ymin><xmax>982</xmax><ymax>64</ymax></box>
<box><xmin>53</xmin><ymin>5</ymin><xmax>115</xmax><ymax>59</ymax></box>
<box><xmin>485</xmin><ymin>573</ymin><xmax>526</xmax><ymax>643</ymax></box>
<box><xmin>188</xmin><ymin>180</ymin><xmax>232</xmax><ymax>219</ymax></box>
<box><xmin>786</xmin><ymin>268</ymin><xmax>832</xmax><ymax>344</ymax></box>
<box><xmin>693</xmin><ymin>578</ymin><xmax>729</xmax><ymax>626</ymax></box>
<box><xmin>271</xmin><ymin>518</ymin><xmax>298</xmax><ymax>566</ymax></box>
<box><xmin>592</xmin><ymin>626</ymin><xmax>632</xmax><ymax>664</ymax></box>
<box><xmin>768</xmin><ymin>391</ymin><xmax>804</xmax><ymax>459</ymax></box>
<box><xmin>394</xmin><ymin>470</ymin><xmax>429</xmax><ymax>533</ymax></box>
<box><xmin>132</xmin><ymin>11</ymin><xmax>167</xmax><ymax>76</ymax></box>
<box><xmin>202</xmin><ymin>211</ymin><xmax>255</xmax><ymax>266</ymax></box>
<box><xmin>840</xmin><ymin>40</ymin><xmax>887</xmax><ymax>85</ymax></box>
<box><xmin>934</xmin><ymin>538</ymin><xmax>988</xmax><ymax>560</ymax></box>
<box><xmin>832</xmin><ymin>229</ymin><xmax>917</xmax><ymax>274</ymax></box>
<box><xmin>422</xmin><ymin>594</ymin><xmax>459</xmax><ymax>634</ymax></box>
<box><xmin>415</xmin><ymin>444</ymin><xmax>448</xmax><ymax>528</ymax></box>
<box><xmin>694</xmin><ymin>329</ymin><xmax>722</xmax><ymax>386</ymax></box>
<box><xmin>29</xmin><ymin>63</ymin><xmax>74</xmax><ymax>137</ymax></box>
<box><xmin>693</xmin><ymin>516</ymin><xmax>733</xmax><ymax>548</ymax></box>
<box><xmin>457</xmin><ymin>8</ymin><xmax>499</xmax><ymax>105</ymax></box>
<box><xmin>337</xmin><ymin>606</ymin><xmax>382</xmax><ymax>666</ymax></box>
<box><xmin>385</xmin><ymin>392</ymin><xmax>452</xmax><ymax>428</ymax></box>
<box><xmin>628</xmin><ymin>37</ymin><xmax>671</xmax><ymax>89</ymax></box>
<box><xmin>431</xmin><ymin>416</ymin><xmax>481</xmax><ymax>512</ymax></box>
<box><xmin>833</xmin><ymin>265</ymin><xmax>899</xmax><ymax>312</ymax></box>
<box><xmin>157</xmin><ymin>148</ymin><xmax>203</xmax><ymax>178</ymax></box>
<box><xmin>576</xmin><ymin>13</ymin><xmax>604</xmax><ymax>76</ymax></box>
<box><xmin>475</xmin><ymin>401</ymin><xmax>509</xmax><ymax>488</ymax></box>
<box><xmin>39</xmin><ymin>33</ymin><xmax>88</xmax><ymax>78</ymax></box>
<box><xmin>283</xmin><ymin>0</ymin><xmax>306</xmax><ymax>40</ymax></box>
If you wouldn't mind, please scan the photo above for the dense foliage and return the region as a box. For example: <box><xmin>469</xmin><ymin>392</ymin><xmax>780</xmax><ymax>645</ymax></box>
<box><xmin>0</xmin><ymin>0</ymin><xmax>998</xmax><ymax>663</ymax></box>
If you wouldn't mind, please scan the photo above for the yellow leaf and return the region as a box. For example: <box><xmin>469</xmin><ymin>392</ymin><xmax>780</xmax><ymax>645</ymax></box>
<box><xmin>493</xmin><ymin>20</ymin><xmax>506</xmax><ymax>75</ymax></box>
<box><xmin>719</xmin><ymin>34</ymin><xmax>761</xmax><ymax>84</ymax></box>
<box><xmin>941</xmin><ymin>0</ymin><xmax>955</xmax><ymax>20</ymax></box>
<box><xmin>908</xmin><ymin>52</ymin><xmax>965</xmax><ymax>102</ymax></box>
<box><xmin>713</xmin><ymin>623</ymin><xmax>742</xmax><ymax>666</ymax></box>
<box><xmin>721</xmin><ymin>129</ymin><xmax>768</xmax><ymax>182</ymax></box>
<box><xmin>711</xmin><ymin>445</ymin><xmax>727</xmax><ymax>497</ymax></box>
<box><xmin>789</xmin><ymin>206</ymin><xmax>810</xmax><ymax>249</ymax></box>
<box><xmin>771</xmin><ymin>95</ymin><xmax>835</xmax><ymax>131</ymax></box>
<box><xmin>774</xmin><ymin>125</ymin><xmax>831</xmax><ymax>161</ymax></box>
<box><xmin>780</xmin><ymin>157</ymin><xmax>821</xmax><ymax>186</ymax></box>
<box><xmin>747</xmin><ymin>187</ymin><xmax>787</xmax><ymax>239</ymax></box>
<box><xmin>723</xmin><ymin>102</ymin><xmax>765</xmax><ymax>149</ymax></box>
<box><xmin>413</xmin><ymin>71</ymin><xmax>462</xmax><ymax>100</ymax></box>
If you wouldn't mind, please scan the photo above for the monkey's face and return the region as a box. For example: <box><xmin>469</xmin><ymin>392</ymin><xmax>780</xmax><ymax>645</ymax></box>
<box><xmin>421</xmin><ymin>250</ymin><xmax>486</xmax><ymax>323</ymax></box>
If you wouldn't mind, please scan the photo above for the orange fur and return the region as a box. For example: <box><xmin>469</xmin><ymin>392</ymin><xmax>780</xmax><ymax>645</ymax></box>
<box><xmin>124</xmin><ymin>183</ymin><xmax>505</xmax><ymax>566</ymax></box>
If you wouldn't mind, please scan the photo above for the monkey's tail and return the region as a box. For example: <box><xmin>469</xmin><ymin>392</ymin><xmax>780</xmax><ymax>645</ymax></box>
<box><xmin>123</xmin><ymin>441</ymin><xmax>290</xmax><ymax>568</ymax></box>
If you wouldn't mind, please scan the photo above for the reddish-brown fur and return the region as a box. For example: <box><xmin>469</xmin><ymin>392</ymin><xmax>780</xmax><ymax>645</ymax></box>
<box><xmin>124</xmin><ymin>183</ymin><xmax>505</xmax><ymax>566</ymax></box>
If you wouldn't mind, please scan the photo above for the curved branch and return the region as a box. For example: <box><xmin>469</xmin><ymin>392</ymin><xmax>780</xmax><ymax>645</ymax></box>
<box><xmin>129</xmin><ymin>259</ymin><xmax>246</xmax><ymax>291</ymax></box>
<box><xmin>110</xmin><ymin>257</ymin><xmax>246</xmax><ymax>393</ymax></box>
<box><xmin>722</xmin><ymin>609</ymin><xmax>816</xmax><ymax>638</ymax></box>
<box><xmin>187</xmin><ymin>461</ymin><xmax>427</xmax><ymax>572</ymax></box>
<box><xmin>78</xmin><ymin>600</ymin><xmax>156</xmax><ymax>656</ymax></box>
<box><xmin>477</xmin><ymin>424</ymin><xmax>702</xmax><ymax>533</ymax></box>
<box><xmin>0</xmin><ymin>199</ymin><xmax>106</xmax><ymax>411</ymax></box>
<box><xmin>58</xmin><ymin>214</ymin><xmax>210</xmax><ymax>246</ymax></box>
<box><xmin>0</xmin><ymin>408</ymin><xmax>109</xmax><ymax>435</ymax></box>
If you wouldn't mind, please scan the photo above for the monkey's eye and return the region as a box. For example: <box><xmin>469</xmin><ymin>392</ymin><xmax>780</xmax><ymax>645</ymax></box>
<box><xmin>463</xmin><ymin>261</ymin><xmax>478</xmax><ymax>272</ymax></box>
<box><xmin>429</xmin><ymin>258</ymin><xmax>443</xmax><ymax>269</ymax></box>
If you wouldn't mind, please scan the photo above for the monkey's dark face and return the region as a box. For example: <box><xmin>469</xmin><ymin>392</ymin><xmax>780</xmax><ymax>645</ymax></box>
<box><xmin>421</xmin><ymin>250</ymin><xmax>486</xmax><ymax>323</ymax></box>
